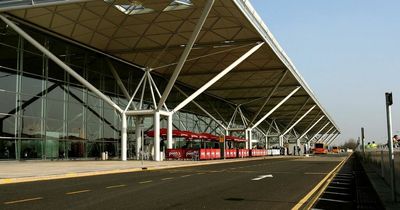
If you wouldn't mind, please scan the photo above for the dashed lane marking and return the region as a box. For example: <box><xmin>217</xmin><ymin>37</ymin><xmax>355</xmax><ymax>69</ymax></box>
<box><xmin>139</xmin><ymin>180</ymin><xmax>153</xmax><ymax>184</ymax></box>
<box><xmin>4</xmin><ymin>197</ymin><xmax>43</xmax><ymax>205</ymax></box>
<box><xmin>196</xmin><ymin>172</ymin><xmax>205</xmax><ymax>175</ymax></box>
<box><xmin>66</xmin><ymin>189</ymin><xmax>91</xmax><ymax>195</ymax></box>
<box><xmin>180</xmin><ymin>175</ymin><xmax>191</xmax><ymax>178</ymax></box>
<box><xmin>161</xmin><ymin>177</ymin><xmax>174</xmax><ymax>181</ymax></box>
<box><xmin>106</xmin><ymin>184</ymin><xmax>126</xmax><ymax>189</ymax></box>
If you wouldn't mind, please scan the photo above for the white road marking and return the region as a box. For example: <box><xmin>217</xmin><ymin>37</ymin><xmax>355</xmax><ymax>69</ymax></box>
<box><xmin>251</xmin><ymin>174</ymin><xmax>273</xmax><ymax>181</ymax></box>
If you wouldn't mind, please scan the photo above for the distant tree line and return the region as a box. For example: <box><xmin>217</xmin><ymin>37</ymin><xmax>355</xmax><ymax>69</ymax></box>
<box><xmin>340</xmin><ymin>138</ymin><xmax>358</xmax><ymax>150</ymax></box>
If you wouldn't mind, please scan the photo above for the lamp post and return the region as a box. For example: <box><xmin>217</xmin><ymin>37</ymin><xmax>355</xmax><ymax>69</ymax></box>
<box><xmin>385</xmin><ymin>92</ymin><xmax>396</xmax><ymax>202</ymax></box>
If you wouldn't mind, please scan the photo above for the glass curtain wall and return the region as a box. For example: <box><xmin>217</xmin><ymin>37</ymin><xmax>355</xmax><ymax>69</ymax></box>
<box><xmin>0</xmin><ymin>23</ymin><xmax>134</xmax><ymax>160</ymax></box>
<box><xmin>0</xmin><ymin>21</ymin><xmax>233</xmax><ymax>161</ymax></box>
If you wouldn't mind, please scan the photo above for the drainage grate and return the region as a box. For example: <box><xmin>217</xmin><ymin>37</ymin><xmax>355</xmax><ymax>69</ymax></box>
<box><xmin>312</xmin><ymin>154</ymin><xmax>384</xmax><ymax>210</ymax></box>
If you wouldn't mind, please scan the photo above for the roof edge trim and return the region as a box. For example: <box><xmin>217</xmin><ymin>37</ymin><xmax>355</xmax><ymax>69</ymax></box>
<box><xmin>232</xmin><ymin>0</ymin><xmax>339</xmax><ymax>132</ymax></box>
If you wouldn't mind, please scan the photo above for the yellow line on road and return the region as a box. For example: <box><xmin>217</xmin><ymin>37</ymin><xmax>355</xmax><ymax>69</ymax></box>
<box><xmin>106</xmin><ymin>184</ymin><xmax>126</xmax><ymax>189</ymax></box>
<box><xmin>66</xmin><ymin>189</ymin><xmax>91</xmax><ymax>195</ymax></box>
<box><xmin>161</xmin><ymin>177</ymin><xmax>174</xmax><ymax>180</ymax></box>
<box><xmin>139</xmin><ymin>180</ymin><xmax>153</xmax><ymax>184</ymax></box>
<box><xmin>4</xmin><ymin>197</ymin><xmax>43</xmax><ymax>205</ymax></box>
<box><xmin>292</xmin><ymin>155</ymin><xmax>350</xmax><ymax>210</ymax></box>
<box><xmin>196</xmin><ymin>172</ymin><xmax>205</xmax><ymax>175</ymax></box>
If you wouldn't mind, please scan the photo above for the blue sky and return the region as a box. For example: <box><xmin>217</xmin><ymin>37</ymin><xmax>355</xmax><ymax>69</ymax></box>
<box><xmin>250</xmin><ymin>0</ymin><xmax>400</xmax><ymax>144</ymax></box>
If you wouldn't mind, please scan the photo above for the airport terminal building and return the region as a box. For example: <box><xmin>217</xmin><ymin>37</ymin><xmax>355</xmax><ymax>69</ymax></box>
<box><xmin>0</xmin><ymin>0</ymin><xmax>339</xmax><ymax>161</ymax></box>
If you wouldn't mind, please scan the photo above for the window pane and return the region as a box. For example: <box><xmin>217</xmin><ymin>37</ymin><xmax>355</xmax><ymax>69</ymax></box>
<box><xmin>87</xmin><ymin>105</ymin><xmax>101</xmax><ymax>124</ymax></box>
<box><xmin>46</xmin><ymin>85</ymin><xmax>65</xmax><ymax>101</ymax></box>
<box><xmin>0</xmin><ymin>91</ymin><xmax>16</xmax><ymax>114</ymax></box>
<box><xmin>87</xmin><ymin>123</ymin><xmax>101</xmax><ymax>141</ymax></box>
<box><xmin>0</xmin><ymin>139</ymin><xmax>16</xmax><ymax>159</ymax></box>
<box><xmin>23</xmin><ymin>51</ymin><xmax>43</xmax><ymax>77</ymax></box>
<box><xmin>46</xmin><ymin>99</ymin><xmax>64</xmax><ymax>120</ymax></box>
<box><xmin>88</xmin><ymin>71</ymin><xmax>101</xmax><ymax>90</ymax></box>
<box><xmin>68</xmin><ymin>86</ymin><xmax>84</xmax><ymax>102</ymax></box>
<box><xmin>21</xmin><ymin>116</ymin><xmax>42</xmax><ymax>137</ymax></box>
<box><xmin>21</xmin><ymin>75</ymin><xmax>43</xmax><ymax>95</ymax></box>
<box><xmin>68</xmin><ymin>140</ymin><xmax>85</xmax><ymax>158</ymax></box>
<box><xmin>20</xmin><ymin>139</ymin><xmax>43</xmax><ymax>159</ymax></box>
<box><xmin>0</xmin><ymin>70</ymin><xmax>17</xmax><ymax>92</ymax></box>
<box><xmin>21</xmin><ymin>95</ymin><xmax>42</xmax><ymax>118</ymax></box>
<box><xmin>0</xmin><ymin>43</ymin><xmax>18</xmax><ymax>70</ymax></box>
<box><xmin>45</xmin><ymin>139</ymin><xmax>59</xmax><ymax>159</ymax></box>
<box><xmin>67</xmin><ymin>111</ymin><xmax>83</xmax><ymax>139</ymax></box>
<box><xmin>46</xmin><ymin>118</ymin><xmax>63</xmax><ymax>137</ymax></box>
<box><xmin>86</xmin><ymin>141</ymin><xmax>101</xmax><ymax>158</ymax></box>
<box><xmin>48</xmin><ymin>60</ymin><xmax>65</xmax><ymax>82</ymax></box>
<box><xmin>88</xmin><ymin>92</ymin><xmax>101</xmax><ymax>107</ymax></box>
<box><xmin>0</xmin><ymin>114</ymin><xmax>16</xmax><ymax>137</ymax></box>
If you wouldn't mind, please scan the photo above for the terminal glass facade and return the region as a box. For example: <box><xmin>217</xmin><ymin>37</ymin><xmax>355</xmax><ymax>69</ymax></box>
<box><xmin>0</xmin><ymin>22</ymin><xmax>226</xmax><ymax>160</ymax></box>
<box><xmin>0</xmin><ymin>23</ymin><xmax>134</xmax><ymax>160</ymax></box>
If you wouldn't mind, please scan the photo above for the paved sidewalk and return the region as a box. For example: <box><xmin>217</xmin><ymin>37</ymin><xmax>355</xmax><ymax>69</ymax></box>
<box><xmin>0</xmin><ymin>156</ymin><xmax>295</xmax><ymax>185</ymax></box>
<box><xmin>362</xmin><ymin>162</ymin><xmax>400</xmax><ymax>210</ymax></box>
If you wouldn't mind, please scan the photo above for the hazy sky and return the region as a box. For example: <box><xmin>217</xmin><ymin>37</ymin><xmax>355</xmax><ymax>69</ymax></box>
<box><xmin>251</xmin><ymin>0</ymin><xmax>400</xmax><ymax>145</ymax></box>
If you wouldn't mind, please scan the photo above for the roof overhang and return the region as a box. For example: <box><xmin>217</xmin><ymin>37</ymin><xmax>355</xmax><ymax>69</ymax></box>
<box><xmin>0</xmin><ymin>0</ymin><xmax>339</xmax><ymax>135</ymax></box>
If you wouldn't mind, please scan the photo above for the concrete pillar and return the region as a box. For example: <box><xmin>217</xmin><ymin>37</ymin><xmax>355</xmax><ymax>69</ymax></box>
<box><xmin>121</xmin><ymin>113</ymin><xmax>127</xmax><ymax>161</ymax></box>
<box><xmin>135</xmin><ymin>116</ymin><xmax>142</xmax><ymax>160</ymax></box>
<box><xmin>154</xmin><ymin>112</ymin><xmax>161</xmax><ymax>161</ymax></box>
<box><xmin>246</xmin><ymin>128</ymin><xmax>252</xmax><ymax>149</ymax></box>
<box><xmin>167</xmin><ymin>114</ymin><xmax>173</xmax><ymax>149</ymax></box>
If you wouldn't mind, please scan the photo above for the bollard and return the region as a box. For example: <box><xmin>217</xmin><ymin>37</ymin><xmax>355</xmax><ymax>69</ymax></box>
<box><xmin>101</xmin><ymin>152</ymin><xmax>105</xmax><ymax>160</ymax></box>
<box><xmin>105</xmin><ymin>151</ymin><xmax>108</xmax><ymax>160</ymax></box>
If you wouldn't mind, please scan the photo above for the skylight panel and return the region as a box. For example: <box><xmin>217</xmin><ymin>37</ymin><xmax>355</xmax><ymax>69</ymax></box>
<box><xmin>163</xmin><ymin>0</ymin><xmax>193</xmax><ymax>12</ymax></box>
<box><xmin>114</xmin><ymin>1</ymin><xmax>154</xmax><ymax>15</ymax></box>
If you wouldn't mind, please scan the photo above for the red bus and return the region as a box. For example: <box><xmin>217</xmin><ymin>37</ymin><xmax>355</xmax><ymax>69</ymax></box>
<box><xmin>313</xmin><ymin>143</ymin><xmax>328</xmax><ymax>154</ymax></box>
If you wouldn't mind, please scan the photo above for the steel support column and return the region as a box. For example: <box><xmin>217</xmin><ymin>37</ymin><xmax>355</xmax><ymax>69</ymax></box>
<box><xmin>245</xmin><ymin>128</ymin><xmax>252</xmax><ymax>149</ymax></box>
<box><xmin>157</xmin><ymin>0</ymin><xmax>215</xmax><ymax>110</ymax></box>
<box><xmin>251</xmin><ymin>86</ymin><xmax>301</xmax><ymax>130</ymax></box>
<box><xmin>283</xmin><ymin>98</ymin><xmax>310</xmax><ymax>131</ymax></box>
<box><xmin>167</xmin><ymin>114</ymin><xmax>173</xmax><ymax>149</ymax></box>
<box><xmin>327</xmin><ymin>134</ymin><xmax>339</xmax><ymax>145</ymax></box>
<box><xmin>317</xmin><ymin>126</ymin><xmax>334</xmax><ymax>143</ymax></box>
<box><xmin>279</xmin><ymin>135</ymin><xmax>284</xmax><ymax>147</ymax></box>
<box><xmin>154</xmin><ymin>112</ymin><xmax>161</xmax><ymax>161</ymax></box>
<box><xmin>281</xmin><ymin>105</ymin><xmax>315</xmax><ymax>137</ymax></box>
<box><xmin>320</xmin><ymin>127</ymin><xmax>335</xmax><ymax>143</ymax></box>
<box><xmin>250</xmin><ymin>70</ymin><xmax>288</xmax><ymax>125</ymax></box>
<box><xmin>135</xmin><ymin>117</ymin><xmax>143</xmax><ymax>160</ymax></box>
<box><xmin>121</xmin><ymin>113</ymin><xmax>127</xmax><ymax>161</ymax></box>
<box><xmin>308</xmin><ymin>122</ymin><xmax>330</xmax><ymax>143</ymax></box>
<box><xmin>173</xmin><ymin>42</ymin><xmax>264</xmax><ymax>113</ymax></box>
<box><xmin>296</xmin><ymin>116</ymin><xmax>325</xmax><ymax>143</ymax></box>
<box><xmin>107</xmin><ymin>59</ymin><xmax>133</xmax><ymax>108</ymax></box>
<box><xmin>326</xmin><ymin>132</ymin><xmax>339</xmax><ymax>145</ymax></box>
<box><xmin>174</xmin><ymin>86</ymin><xmax>227</xmax><ymax>130</ymax></box>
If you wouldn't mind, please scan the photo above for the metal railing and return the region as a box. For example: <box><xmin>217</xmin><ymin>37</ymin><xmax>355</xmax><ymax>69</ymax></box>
<box><xmin>363</xmin><ymin>149</ymin><xmax>400</xmax><ymax>195</ymax></box>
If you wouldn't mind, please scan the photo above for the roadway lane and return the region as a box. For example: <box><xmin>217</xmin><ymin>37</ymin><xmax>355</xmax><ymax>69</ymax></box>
<box><xmin>0</xmin><ymin>155</ymin><xmax>345</xmax><ymax>210</ymax></box>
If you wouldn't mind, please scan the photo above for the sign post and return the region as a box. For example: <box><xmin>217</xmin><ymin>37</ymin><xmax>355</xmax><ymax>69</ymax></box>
<box><xmin>361</xmin><ymin>127</ymin><xmax>365</xmax><ymax>159</ymax></box>
<box><xmin>385</xmin><ymin>92</ymin><xmax>396</xmax><ymax>202</ymax></box>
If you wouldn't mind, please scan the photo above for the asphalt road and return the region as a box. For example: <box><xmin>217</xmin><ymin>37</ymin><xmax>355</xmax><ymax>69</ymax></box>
<box><xmin>0</xmin><ymin>156</ymin><xmax>344</xmax><ymax>210</ymax></box>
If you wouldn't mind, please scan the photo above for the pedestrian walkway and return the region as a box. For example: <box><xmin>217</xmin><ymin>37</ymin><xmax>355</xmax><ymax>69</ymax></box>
<box><xmin>0</xmin><ymin>156</ymin><xmax>293</xmax><ymax>185</ymax></box>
